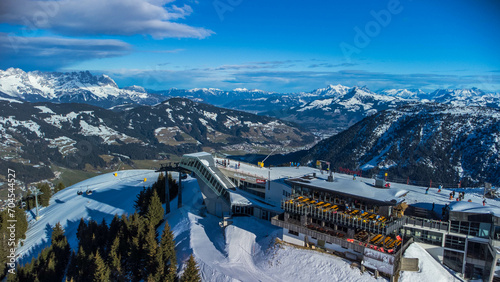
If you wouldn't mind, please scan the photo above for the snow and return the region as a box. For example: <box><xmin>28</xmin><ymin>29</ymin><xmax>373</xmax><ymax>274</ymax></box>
<box><xmin>400</xmin><ymin>243</ymin><xmax>460</xmax><ymax>282</ymax></box>
<box><xmin>449</xmin><ymin>201</ymin><xmax>500</xmax><ymax>217</ymax></box>
<box><xmin>0</xmin><ymin>68</ymin><xmax>153</xmax><ymax>105</ymax></box>
<box><xmin>78</xmin><ymin>120</ymin><xmax>140</xmax><ymax>145</ymax></box>
<box><xmin>34</xmin><ymin>105</ymin><xmax>55</xmax><ymax>114</ymax></box>
<box><xmin>202</xmin><ymin>110</ymin><xmax>218</xmax><ymax>121</ymax></box>
<box><xmin>44</xmin><ymin>111</ymin><xmax>88</xmax><ymax>129</ymax></box>
<box><xmin>0</xmin><ymin>96</ymin><xmax>23</xmax><ymax>103</ymax></box>
<box><xmin>0</xmin><ymin>116</ymin><xmax>43</xmax><ymax>137</ymax></box>
<box><xmin>47</xmin><ymin>136</ymin><xmax>77</xmax><ymax>155</ymax></box>
<box><xmin>16</xmin><ymin>166</ymin><xmax>483</xmax><ymax>281</ymax></box>
<box><xmin>17</xmin><ymin>170</ymin><xmax>161</xmax><ymax>265</ymax></box>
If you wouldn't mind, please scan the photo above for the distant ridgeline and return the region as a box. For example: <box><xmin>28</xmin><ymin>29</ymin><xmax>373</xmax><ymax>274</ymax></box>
<box><xmin>299</xmin><ymin>103</ymin><xmax>500</xmax><ymax>187</ymax></box>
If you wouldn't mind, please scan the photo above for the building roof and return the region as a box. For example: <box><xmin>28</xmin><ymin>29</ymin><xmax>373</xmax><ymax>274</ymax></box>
<box><xmin>449</xmin><ymin>201</ymin><xmax>500</xmax><ymax>218</ymax></box>
<box><xmin>229</xmin><ymin>189</ymin><xmax>283</xmax><ymax>213</ymax></box>
<box><xmin>216</xmin><ymin>157</ymin><xmax>320</xmax><ymax>180</ymax></box>
<box><xmin>286</xmin><ymin>175</ymin><xmax>408</xmax><ymax>206</ymax></box>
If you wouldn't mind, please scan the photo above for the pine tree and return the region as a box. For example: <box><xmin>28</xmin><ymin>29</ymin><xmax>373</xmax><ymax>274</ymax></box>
<box><xmin>108</xmin><ymin>236</ymin><xmax>123</xmax><ymax>280</ymax></box>
<box><xmin>38</xmin><ymin>183</ymin><xmax>51</xmax><ymax>206</ymax></box>
<box><xmin>134</xmin><ymin>188</ymin><xmax>148</xmax><ymax>215</ymax></box>
<box><xmin>168</xmin><ymin>173</ymin><xmax>179</xmax><ymax>200</ymax></box>
<box><xmin>50</xmin><ymin>222</ymin><xmax>71</xmax><ymax>279</ymax></box>
<box><xmin>160</xmin><ymin>222</ymin><xmax>177</xmax><ymax>281</ymax></box>
<box><xmin>154</xmin><ymin>172</ymin><xmax>166</xmax><ymax>203</ymax></box>
<box><xmin>143</xmin><ymin>224</ymin><xmax>159</xmax><ymax>279</ymax></box>
<box><xmin>76</xmin><ymin>218</ymin><xmax>87</xmax><ymax>244</ymax></box>
<box><xmin>92</xmin><ymin>250</ymin><xmax>110</xmax><ymax>282</ymax></box>
<box><xmin>14</xmin><ymin>207</ymin><xmax>28</xmax><ymax>240</ymax></box>
<box><xmin>97</xmin><ymin>218</ymin><xmax>109</xmax><ymax>254</ymax></box>
<box><xmin>181</xmin><ymin>254</ymin><xmax>201</xmax><ymax>282</ymax></box>
<box><xmin>51</xmin><ymin>222</ymin><xmax>65</xmax><ymax>243</ymax></box>
<box><xmin>66</xmin><ymin>250</ymin><xmax>78</xmax><ymax>280</ymax></box>
<box><xmin>146</xmin><ymin>189</ymin><xmax>164</xmax><ymax>227</ymax></box>
<box><xmin>108</xmin><ymin>214</ymin><xmax>121</xmax><ymax>248</ymax></box>
<box><xmin>55</xmin><ymin>182</ymin><xmax>65</xmax><ymax>193</ymax></box>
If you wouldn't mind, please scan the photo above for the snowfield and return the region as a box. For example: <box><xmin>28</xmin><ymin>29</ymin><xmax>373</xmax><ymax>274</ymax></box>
<box><xmin>17</xmin><ymin>169</ymin><xmax>466</xmax><ymax>281</ymax></box>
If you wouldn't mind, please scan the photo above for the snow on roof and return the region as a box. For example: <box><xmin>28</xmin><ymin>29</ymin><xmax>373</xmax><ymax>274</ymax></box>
<box><xmin>184</xmin><ymin>151</ymin><xmax>212</xmax><ymax>158</ymax></box>
<box><xmin>400</xmin><ymin>243</ymin><xmax>460</xmax><ymax>282</ymax></box>
<box><xmin>449</xmin><ymin>201</ymin><xmax>500</xmax><ymax>217</ymax></box>
<box><xmin>229</xmin><ymin>189</ymin><xmax>283</xmax><ymax>213</ymax></box>
<box><xmin>288</xmin><ymin>175</ymin><xmax>408</xmax><ymax>205</ymax></box>
<box><xmin>216</xmin><ymin>157</ymin><xmax>323</xmax><ymax>180</ymax></box>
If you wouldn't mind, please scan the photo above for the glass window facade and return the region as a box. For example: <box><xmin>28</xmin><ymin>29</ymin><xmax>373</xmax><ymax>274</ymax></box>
<box><xmin>443</xmin><ymin>249</ymin><xmax>464</xmax><ymax>273</ymax></box>
<box><xmin>403</xmin><ymin>227</ymin><xmax>443</xmax><ymax>246</ymax></box>
<box><xmin>466</xmin><ymin>241</ymin><xmax>489</xmax><ymax>261</ymax></box>
<box><xmin>450</xmin><ymin>221</ymin><xmax>491</xmax><ymax>238</ymax></box>
<box><xmin>445</xmin><ymin>235</ymin><xmax>466</xmax><ymax>251</ymax></box>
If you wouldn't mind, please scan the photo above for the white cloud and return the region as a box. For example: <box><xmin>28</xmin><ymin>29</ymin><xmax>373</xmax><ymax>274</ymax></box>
<box><xmin>0</xmin><ymin>0</ymin><xmax>213</xmax><ymax>39</ymax></box>
<box><xmin>0</xmin><ymin>34</ymin><xmax>132</xmax><ymax>70</ymax></box>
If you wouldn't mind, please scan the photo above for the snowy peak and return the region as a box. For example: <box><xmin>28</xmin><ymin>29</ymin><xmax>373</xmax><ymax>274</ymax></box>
<box><xmin>311</xmin><ymin>84</ymin><xmax>351</xmax><ymax>97</ymax></box>
<box><xmin>0</xmin><ymin>68</ymin><xmax>163</xmax><ymax>108</ymax></box>
<box><xmin>123</xmin><ymin>85</ymin><xmax>147</xmax><ymax>93</ymax></box>
<box><xmin>431</xmin><ymin>88</ymin><xmax>485</xmax><ymax>101</ymax></box>
<box><xmin>378</xmin><ymin>89</ymin><xmax>426</xmax><ymax>100</ymax></box>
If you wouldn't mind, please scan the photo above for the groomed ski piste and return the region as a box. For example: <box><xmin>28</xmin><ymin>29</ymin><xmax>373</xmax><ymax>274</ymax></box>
<box><xmin>18</xmin><ymin>168</ymin><xmax>496</xmax><ymax>281</ymax></box>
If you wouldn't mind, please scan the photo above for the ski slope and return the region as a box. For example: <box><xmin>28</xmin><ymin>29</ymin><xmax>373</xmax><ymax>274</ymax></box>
<box><xmin>17</xmin><ymin>169</ymin><xmax>161</xmax><ymax>265</ymax></box>
<box><xmin>17</xmin><ymin>169</ymin><xmax>463</xmax><ymax>281</ymax></box>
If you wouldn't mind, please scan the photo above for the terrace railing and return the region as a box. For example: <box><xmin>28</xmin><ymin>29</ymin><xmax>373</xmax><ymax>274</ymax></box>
<box><xmin>281</xmin><ymin>198</ymin><xmax>405</xmax><ymax>235</ymax></box>
<box><xmin>403</xmin><ymin>216</ymin><xmax>449</xmax><ymax>232</ymax></box>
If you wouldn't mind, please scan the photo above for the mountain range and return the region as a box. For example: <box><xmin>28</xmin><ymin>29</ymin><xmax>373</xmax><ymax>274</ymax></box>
<box><xmin>0</xmin><ymin>97</ymin><xmax>314</xmax><ymax>183</ymax></box>
<box><xmin>0</xmin><ymin>68</ymin><xmax>164</xmax><ymax>108</ymax></box>
<box><xmin>2</xmin><ymin>68</ymin><xmax>499</xmax><ymax>137</ymax></box>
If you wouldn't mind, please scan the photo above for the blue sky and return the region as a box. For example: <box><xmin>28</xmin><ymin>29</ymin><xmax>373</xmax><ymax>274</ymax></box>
<box><xmin>1</xmin><ymin>0</ymin><xmax>499</xmax><ymax>92</ymax></box>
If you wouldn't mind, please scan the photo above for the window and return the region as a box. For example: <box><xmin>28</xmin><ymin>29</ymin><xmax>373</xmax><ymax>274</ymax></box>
<box><xmin>450</xmin><ymin>221</ymin><xmax>490</xmax><ymax>238</ymax></box>
<box><xmin>445</xmin><ymin>235</ymin><xmax>466</xmax><ymax>251</ymax></box>
<box><xmin>443</xmin><ymin>249</ymin><xmax>464</xmax><ymax>273</ymax></box>
<box><xmin>467</xmin><ymin>241</ymin><xmax>488</xmax><ymax>261</ymax></box>
<box><xmin>404</xmin><ymin>227</ymin><xmax>443</xmax><ymax>246</ymax></box>
<box><xmin>288</xmin><ymin>229</ymin><xmax>299</xmax><ymax>236</ymax></box>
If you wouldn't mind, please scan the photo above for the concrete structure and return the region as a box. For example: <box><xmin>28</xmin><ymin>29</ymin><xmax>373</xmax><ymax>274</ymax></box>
<box><xmin>179</xmin><ymin>152</ymin><xmax>282</xmax><ymax>219</ymax></box>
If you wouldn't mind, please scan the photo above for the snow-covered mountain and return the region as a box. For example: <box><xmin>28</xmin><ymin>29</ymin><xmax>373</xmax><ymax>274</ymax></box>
<box><xmin>309</xmin><ymin>84</ymin><xmax>352</xmax><ymax>97</ymax></box>
<box><xmin>260</xmin><ymin>86</ymin><xmax>409</xmax><ymax>136</ymax></box>
<box><xmin>0</xmin><ymin>98</ymin><xmax>315</xmax><ymax>183</ymax></box>
<box><xmin>0</xmin><ymin>68</ymin><xmax>164</xmax><ymax>108</ymax></box>
<box><xmin>228</xmin><ymin>85</ymin><xmax>500</xmax><ymax>136</ymax></box>
<box><xmin>2</xmin><ymin>68</ymin><xmax>499</xmax><ymax>138</ymax></box>
<box><xmin>377</xmin><ymin>89</ymin><xmax>427</xmax><ymax>100</ymax></box>
<box><xmin>300</xmin><ymin>103</ymin><xmax>500</xmax><ymax>186</ymax></box>
<box><xmin>154</xmin><ymin>87</ymin><xmax>275</xmax><ymax>107</ymax></box>
<box><xmin>428</xmin><ymin>88</ymin><xmax>500</xmax><ymax>108</ymax></box>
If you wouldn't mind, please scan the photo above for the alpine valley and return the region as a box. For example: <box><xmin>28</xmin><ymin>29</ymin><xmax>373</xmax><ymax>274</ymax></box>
<box><xmin>0</xmin><ymin>97</ymin><xmax>314</xmax><ymax>184</ymax></box>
